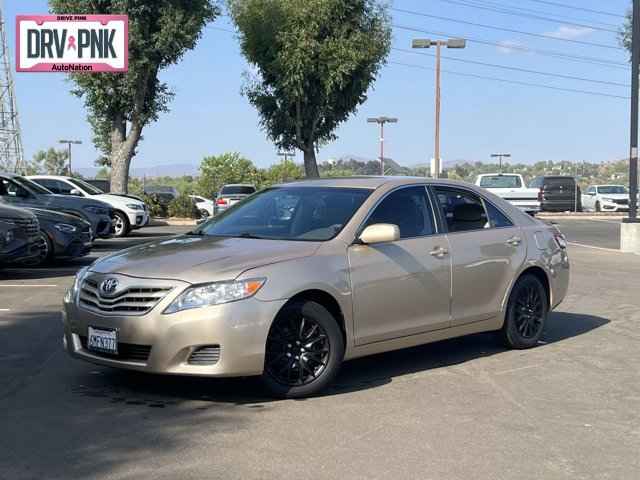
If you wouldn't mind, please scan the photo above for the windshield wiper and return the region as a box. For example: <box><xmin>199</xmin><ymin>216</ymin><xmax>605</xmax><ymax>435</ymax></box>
<box><xmin>185</xmin><ymin>230</ymin><xmax>205</xmax><ymax>236</ymax></box>
<box><xmin>237</xmin><ymin>232</ymin><xmax>265</xmax><ymax>239</ymax></box>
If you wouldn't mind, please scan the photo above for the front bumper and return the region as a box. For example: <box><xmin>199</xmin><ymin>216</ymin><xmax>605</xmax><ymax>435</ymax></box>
<box><xmin>63</xmin><ymin>293</ymin><xmax>287</xmax><ymax>377</ymax></box>
<box><xmin>94</xmin><ymin>215</ymin><xmax>113</xmax><ymax>239</ymax></box>
<box><xmin>600</xmin><ymin>201</ymin><xmax>628</xmax><ymax>212</ymax></box>
<box><xmin>52</xmin><ymin>227</ymin><xmax>92</xmax><ymax>259</ymax></box>
<box><xmin>126</xmin><ymin>209</ymin><xmax>149</xmax><ymax>229</ymax></box>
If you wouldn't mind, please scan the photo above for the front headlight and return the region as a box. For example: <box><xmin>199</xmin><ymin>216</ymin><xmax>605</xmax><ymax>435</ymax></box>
<box><xmin>65</xmin><ymin>266</ymin><xmax>89</xmax><ymax>304</ymax></box>
<box><xmin>163</xmin><ymin>278</ymin><xmax>266</xmax><ymax>314</ymax></box>
<box><xmin>83</xmin><ymin>205</ymin><xmax>108</xmax><ymax>215</ymax></box>
<box><xmin>126</xmin><ymin>203</ymin><xmax>144</xmax><ymax>211</ymax></box>
<box><xmin>54</xmin><ymin>223</ymin><xmax>77</xmax><ymax>233</ymax></box>
<box><xmin>602</xmin><ymin>198</ymin><xmax>615</xmax><ymax>203</ymax></box>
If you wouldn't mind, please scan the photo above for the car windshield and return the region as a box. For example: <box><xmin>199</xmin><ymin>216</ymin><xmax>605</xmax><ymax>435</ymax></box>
<box><xmin>12</xmin><ymin>176</ymin><xmax>53</xmax><ymax>195</ymax></box>
<box><xmin>193</xmin><ymin>187</ymin><xmax>371</xmax><ymax>241</ymax></box>
<box><xmin>68</xmin><ymin>178</ymin><xmax>104</xmax><ymax>195</ymax></box>
<box><xmin>598</xmin><ymin>186</ymin><xmax>627</xmax><ymax>194</ymax></box>
<box><xmin>479</xmin><ymin>175</ymin><xmax>522</xmax><ymax>188</ymax></box>
<box><xmin>221</xmin><ymin>185</ymin><xmax>256</xmax><ymax>195</ymax></box>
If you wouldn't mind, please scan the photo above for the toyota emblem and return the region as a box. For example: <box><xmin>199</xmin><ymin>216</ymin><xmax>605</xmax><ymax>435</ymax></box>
<box><xmin>100</xmin><ymin>278</ymin><xmax>119</xmax><ymax>295</ymax></box>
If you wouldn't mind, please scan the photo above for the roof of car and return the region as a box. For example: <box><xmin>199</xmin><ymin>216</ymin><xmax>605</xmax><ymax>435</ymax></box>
<box><xmin>278</xmin><ymin>176</ymin><xmax>476</xmax><ymax>189</ymax></box>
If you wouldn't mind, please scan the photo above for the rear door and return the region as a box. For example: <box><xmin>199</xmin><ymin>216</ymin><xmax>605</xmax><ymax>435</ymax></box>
<box><xmin>431</xmin><ymin>186</ymin><xmax>526</xmax><ymax>326</ymax></box>
<box><xmin>543</xmin><ymin>177</ymin><xmax>575</xmax><ymax>207</ymax></box>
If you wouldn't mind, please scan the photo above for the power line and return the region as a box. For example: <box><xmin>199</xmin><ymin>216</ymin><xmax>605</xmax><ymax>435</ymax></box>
<box><xmin>388</xmin><ymin>60</ymin><xmax>630</xmax><ymax>99</ymax></box>
<box><xmin>515</xmin><ymin>0</ymin><xmax>626</xmax><ymax>18</ymax></box>
<box><xmin>431</xmin><ymin>0</ymin><xmax>619</xmax><ymax>33</ymax></box>
<box><xmin>394</xmin><ymin>24</ymin><xmax>629</xmax><ymax>69</ymax></box>
<box><xmin>391</xmin><ymin>7</ymin><xmax>624</xmax><ymax>50</ymax></box>
<box><xmin>393</xmin><ymin>47</ymin><xmax>630</xmax><ymax>87</ymax></box>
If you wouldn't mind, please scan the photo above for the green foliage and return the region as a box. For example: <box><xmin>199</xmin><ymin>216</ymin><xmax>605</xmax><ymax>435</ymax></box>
<box><xmin>197</xmin><ymin>152</ymin><xmax>260</xmax><ymax>197</ymax></box>
<box><xmin>228</xmin><ymin>0</ymin><xmax>391</xmax><ymax>176</ymax></box>
<box><xmin>167</xmin><ymin>193</ymin><xmax>199</xmax><ymax>218</ymax></box>
<box><xmin>141</xmin><ymin>193</ymin><xmax>166</xmax><ymax>217</ymax></box>
<box><xmin>30</xmin><ymin>148</ymin><xmax>70</xmax><ymax>175</ymax></box>
<box><xmin>260</xmin><ymin>161</ymin><xmax>304</xmax><ymax>187</ymax></box>
<box><xmin>620</xmin><ymin>8</ymin><xmax>632</xmax><ymax>53</ymax></box>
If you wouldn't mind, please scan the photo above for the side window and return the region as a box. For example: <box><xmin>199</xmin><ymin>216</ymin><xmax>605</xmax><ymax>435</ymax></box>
<box><xmin>35</xmin><ymin>179</ymin><xmax>58</xmax><ymax>193</ymax></box>
<box><xmin>1</xmin><ymin>179</ymin><xmax>30</xmax><ymax>198</ymax></box>
<box><xmin>587</xmin><ymin>186</ymin><xmax>596</xmax><ymax>195</ymax></box>
<box><xmin>529</xmin><ymin>177</ymin><xmax>541</xmax><ymax>188</ymax></box>
<box><xmin>365</xmin><ymin>186</ymin><xmax>435</xmax><ymax>239</ymax></box>
<box><xmin>484</xmin><ymin>201</ymin><xmax>514</xmax><ymax>228</ymax></box>
<box><xmin>52</xmin><ymin>180</ymin><xmax>74</xmax><ymax>195</ymax></box>
<box><xmin>434</xmin><ymin>187</ymin><xmax>489</xmax><ymax>233</ymax></box>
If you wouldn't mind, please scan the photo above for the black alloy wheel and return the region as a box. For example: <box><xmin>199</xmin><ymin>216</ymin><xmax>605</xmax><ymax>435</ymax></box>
<box><xmin>501</xmin><ymin>274</ymin><xmax>548</xmax><ymax>349</ymax></box>
<box><xmin>262</xmin><ymin>301</ymin><xmax>344</xmax><ymax>398</ymax></box>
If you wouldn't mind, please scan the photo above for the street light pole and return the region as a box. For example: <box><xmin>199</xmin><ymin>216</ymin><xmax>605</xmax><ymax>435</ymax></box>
<box><xmin>490</xmin><ymin>153</ymin><xmax>511</xmax><ymax>173</ymax></box>
<box><xmin>367</xmin><ymin>116</ymin><xmax>398</xmax><ymax>175</ymax></box>
<box><xmin>412</xmin><ymin>37</ymin><xmax>466</xmax><ymax>179</ymax></box>
<box><xmin>627</xmin><ymin>0</ymin><xmax>640</xmax><ymax>223</ymax></box>
<box><xmin>58</xmin><ymin>139</ymin><xmax>82</xmax><ymax>175</ymax></box>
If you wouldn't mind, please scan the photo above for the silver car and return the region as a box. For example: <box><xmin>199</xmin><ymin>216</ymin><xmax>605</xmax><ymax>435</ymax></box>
<box><xmin>63</xmin><ymin>177</ymin><xmax>570</xmax><ymax>398</ymax></box>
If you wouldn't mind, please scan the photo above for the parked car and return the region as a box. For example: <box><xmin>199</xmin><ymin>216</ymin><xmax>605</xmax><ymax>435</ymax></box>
<box><xmin>582</xmin><ymin>185</ymin><xmax>630</xmax><ymax>212</ymax></box>
<box><xmin>214</xmin><ymin>184</ymin><xmax>256</xmax><ymax>215</ymax></box>
<box><xmin>529</xmin><ymin>176</ymin><xmax>582</xmax><ymax>212</ymax></box>
<box><xmin>475</xmin><ymin>173</ymin><xmax>540</xmax><ymax>215</ymax></box>
<box><xmin>24</xmin><ymin>208</ymin><xmax>92</xmax><ymax>265</ymax></box>
<box><xmin>0</xmin><ymin>172</ymin><xmax>113</xmax><ymax>239</ymax></box>
<box><xmin>29</xmin><ymin>176</ymin><xmax>148</xmax><ymax>237</ymax></box>
<box><xmin>189</xmin><ymin>195</ymin><xmax>214</xmax><ymax>218</ymax></box>
<box><xmin>144</xmin><ymin>186</ymin><xmax>178</xmax><ymax>207</ymax></box>
<box><xmin>0</xmin><ymin>204</ymin><xmax>43</xmax><ymax>266</ymax></box>
<box><xmin>63</xmin><ymin>177</ymin><xmax>570</xmax><ymax>398</ymax></box>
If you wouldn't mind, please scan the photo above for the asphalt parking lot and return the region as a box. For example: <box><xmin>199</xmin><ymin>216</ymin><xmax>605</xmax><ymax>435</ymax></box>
<box><xmin>1</xmin><ymin>222</ymin><xmax>638</xmax><ymax>480</ymax></box>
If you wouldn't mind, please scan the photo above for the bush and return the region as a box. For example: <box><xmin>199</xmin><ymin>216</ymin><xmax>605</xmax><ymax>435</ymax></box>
<box><xmin>167</xmin><ymin>193</ymin><xmax>199</xmax><ymax>219</ymax></box>
<box><xmin>141</xmin><ymin>193</ymin><xmax>166</xmax><ymax>218</ymax></box>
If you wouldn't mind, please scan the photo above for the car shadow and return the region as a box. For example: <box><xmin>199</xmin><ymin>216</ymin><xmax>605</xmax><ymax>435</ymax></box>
<box><xmin>70</xmin><ymin>311</ymin><xmax>608</xmax><ymax>404</ymax></box>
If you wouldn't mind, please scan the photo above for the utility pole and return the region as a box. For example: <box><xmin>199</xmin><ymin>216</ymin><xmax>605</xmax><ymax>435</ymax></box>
<box><xmin>0</xmin><ymin>1</ymin><xmax>24</xmax><ymax>173</ymax></box>
<box><xmin>412</xmin><ymin>37</ymin><xmax>466</xmax><ymax>178</ymax></box>
<box><xmin>491</xmin><ymin>153</ymin><xmax>511</xmax><ymax>173</ymax></box>
<box><xmin>59</xmin><ymin>139</ymin><xmax>82</xmax><ymax>175</ymax></box>
<box><xmin>367</xmin><ymin>116</ymin><xmax>398</xmax><ymax>175</ymax></box>
<box><xmin>628</xmin><ymin>0</ymin><xmax>640</xmax><ymax>223</ymax></box>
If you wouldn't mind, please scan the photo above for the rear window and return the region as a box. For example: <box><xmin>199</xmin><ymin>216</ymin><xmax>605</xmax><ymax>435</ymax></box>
<box><xmin>221</xmin><ymin>186</ymin><xmax>256</xmax><ymax>195</ymax></box>
<box><xmin>544</xmin><ymin>177</ymin><xmax>575</xmax><ymax>187</ymax></box>
<box><xmin>479</xmin><ymin>175</ymin><xmax>522</xmax><ymax>189</ymax></box>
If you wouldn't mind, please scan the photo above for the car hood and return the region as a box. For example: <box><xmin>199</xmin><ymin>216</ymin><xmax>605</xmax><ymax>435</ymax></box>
<box><xmin>26</xmin><ymin>208</ymin><xmax>89</xmax><ymax>226</ymax></box>
<box><xmin>34</xmin><ymin>194</ymin><xmax>111</xmax><ymax>210</ymax></box>
<box><xmin>93</xmin><ymin>193</ymin><xmax>143</xmax><ymax>207</ymax></box>
<box><xmin>90</xmin><ymin>235</ymin><xmax>321</xmax><ymax>283</ymax></box>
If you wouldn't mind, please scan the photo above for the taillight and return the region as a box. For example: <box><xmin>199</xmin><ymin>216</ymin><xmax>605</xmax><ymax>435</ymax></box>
<box><xmin>216</xmin><ymin>198</ymin><xmax>227</xmax><ymax>206</ymax></box>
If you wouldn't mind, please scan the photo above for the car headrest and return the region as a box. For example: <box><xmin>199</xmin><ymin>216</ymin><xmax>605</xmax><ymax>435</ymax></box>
<box><xmin>453</xmin><ymin>203</ymin><xmax>485</xmax><ymax>222</ymax></box>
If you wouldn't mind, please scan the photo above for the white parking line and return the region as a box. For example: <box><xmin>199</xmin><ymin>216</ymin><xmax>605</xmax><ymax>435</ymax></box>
<box><xmin>584</xmin><ymin>218</ymin><xmax>621</xmax><ymax>224</ymax></box>
<box><xmin>568</xmin><ymin>242</ymin><xmax>622</xmax><ymax>253</ymax></box>
<box><xmin>0</xmin><ymin>284</ymin><xmax>58</xmax><ymax>287</ymax></box>
<box><xmin>0</xmin><ymin>309</ymin><xmax>10</xmax><ymax>312</ymax></box>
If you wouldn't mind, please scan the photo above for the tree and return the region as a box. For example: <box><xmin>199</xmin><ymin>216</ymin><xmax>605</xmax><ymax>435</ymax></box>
<box><xmin>228</xmin><ymin>0</ymin><xmax>391</xmax><ymax>177</ymax></box>
<box><xmin>197</xmin><ymin>152</ymin><xmax>260</xmax><ymax>197</ymax></box>
<box><xmin>49</xmin><ymin>0</ymin><xmax>220</xmax><ymax>193</ymax></box>
<box><xmin>620</xmin><ymin>7</ymin><xmax>632</xmax><ymax>52</ymax></box>
<box><xmin>261</xmin><ymin>161</ymin><xmax>304</xmax><ymax>186</ymax></box>
<box><xmin>31</xmin><ymin>148</ymin><xmax>70</xmax><ymax>175</ymax></box>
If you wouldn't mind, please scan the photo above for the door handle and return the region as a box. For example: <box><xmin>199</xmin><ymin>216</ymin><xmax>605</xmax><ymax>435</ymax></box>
<box><xmin>506</xmin><ymin>236</ymin><xmax>522</xmax><ymax>247</ymax></box>
<box><xmin>429</xmin><ymin>246</ymin><xmax>449</xmax><ymax>258</ymax></box>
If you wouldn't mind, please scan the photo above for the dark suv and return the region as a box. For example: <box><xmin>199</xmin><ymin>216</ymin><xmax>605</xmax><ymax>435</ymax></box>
<box><xmin>0</xmin><ymin>172</ymin><xmax>113</xmax><ymax>239</ymax></box>
<box><xmin>0</xmin><ymin>204</ymin><xmax>43</xmax><ymax>265</ymax></box>
<box><xmin>529</xmin><ymin>176</ymin><xmax>582</xmax><ymax>212</ymax></box>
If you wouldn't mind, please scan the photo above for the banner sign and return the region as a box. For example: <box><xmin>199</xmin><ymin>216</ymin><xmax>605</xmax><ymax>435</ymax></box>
<box><xmin>16</xmin><ymin>15</ymin><xmax>128</xmax><ymax>72</ymax></box>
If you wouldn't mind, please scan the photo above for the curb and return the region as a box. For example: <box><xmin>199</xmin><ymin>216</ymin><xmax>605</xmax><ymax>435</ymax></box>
<box><xmin>149</xmin><ymin>218</ymin><xmax>197</xmax><ymax>227</ymax></box>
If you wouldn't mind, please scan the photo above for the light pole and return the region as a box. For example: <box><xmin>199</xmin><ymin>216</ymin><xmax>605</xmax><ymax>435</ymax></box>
<box><xmin>627</xmin><ymin>0</ymin><xmax>640</xmax><ymax>223</ymax></box>
<box><xmin>58</xmin><ymin>139</ymin><xmax>82</xmax><ymax>175</ymax></box>
<box><xmin>367</xmin><ymin>116</ymin><xmax>398</xmax><ymax>175</ymax></box>
<box><xmin>277</xmin><ymin>151</ymin><xmax>295</xmax><ymax>182</ymax></box>
<box><xmin>412</xmin><ymin>37</ymin><xmax>466</xmax><ymax>179</ymax></box>
<box><xmin>490</xmin><ymin>153</ymin><xmax>511</xmax><ymax>173</ymax></box>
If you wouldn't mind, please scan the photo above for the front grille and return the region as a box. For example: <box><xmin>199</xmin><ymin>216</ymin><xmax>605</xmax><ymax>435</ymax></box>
<box><xmin>0</xmin><ymin>216</ymin><xmax>39</xmax><ymax>235</ymax></box>
<box><xmin>614</xmin><ymin>199</ymin><xmax>629</xmax><ymax>205</ymax></box>
<box><xmin>79</xmin><ymin>279</ymin><xmax>172</xmax><ymax>315</ymax></box>
<box><xmin>188</xmin><ymin>346</ymin><xmax>221</xmax><ymax>365</ymax></box>
<box><xmin>80</xmin><ymin>336</ymin><xmax>151</xmax><ymax>362</ymax></box>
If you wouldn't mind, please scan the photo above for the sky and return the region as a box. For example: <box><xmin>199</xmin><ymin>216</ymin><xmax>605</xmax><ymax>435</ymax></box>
<box><xmin>4</xmin><ymin>0</ymin><xmax>634</xmax><ymax>172</ymax></box>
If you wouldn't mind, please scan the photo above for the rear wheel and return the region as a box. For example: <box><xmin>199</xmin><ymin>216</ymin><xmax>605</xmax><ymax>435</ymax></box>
<box><xmin>262</xmin><ymin>301</ymin><xmax>344</xmax><ymax>398</ymax></box>
<box><xmin>113</xmin><ymin>211</ymin><xmax>130</xmax><ymax>238</ymax></box>
<box><xmin>501</xmin><ymin>274</ymin><xmax>548</xmax><ymax>349</ymax></box>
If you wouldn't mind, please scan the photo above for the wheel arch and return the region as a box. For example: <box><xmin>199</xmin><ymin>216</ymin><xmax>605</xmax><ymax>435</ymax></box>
<box><xmin>509</xmin><ymin>266</ymin><xmax>551</xmax><ymax>310</ymax></box>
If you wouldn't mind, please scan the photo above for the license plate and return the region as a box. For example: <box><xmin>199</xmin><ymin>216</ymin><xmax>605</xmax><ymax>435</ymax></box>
<box><xmin>87</xmin><ymin>327</ymin><xmax>118</xmax><ymax>354</ymax></box>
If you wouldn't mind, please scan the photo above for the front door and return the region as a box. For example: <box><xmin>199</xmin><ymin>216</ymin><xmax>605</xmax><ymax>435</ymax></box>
<box><xmin>348</xmin><ymin>186</ymin><xmax>452</xmax><ymax>345</ymax></box>
<box><xmin>432</xmin><ymin>186</ymin><xmax>526</xmax><ymax>326</ymax></box>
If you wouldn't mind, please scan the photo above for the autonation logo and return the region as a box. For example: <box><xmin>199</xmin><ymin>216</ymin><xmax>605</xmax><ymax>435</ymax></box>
<box><xmin>16</xmin><ymin>15</ymin><xmax>128</xmax><ymax>72</ymax></box>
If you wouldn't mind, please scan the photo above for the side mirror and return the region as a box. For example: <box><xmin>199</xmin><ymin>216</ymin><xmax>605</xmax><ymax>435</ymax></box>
<box><xmin>359</xmin><ymin>223</ymin><xmax>400</xmax><ymax>245</ymax></box>
<box><xmin>69</xmin><ymin>188</ymin><xmax>83</xmax><ymax>196</ymax></box>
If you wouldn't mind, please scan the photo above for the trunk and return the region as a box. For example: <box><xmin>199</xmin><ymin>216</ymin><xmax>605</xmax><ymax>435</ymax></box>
<box><xmin>302</xmin><ymin>147</ymin><xmax>319</xmax><ymax>178</ymax></box>
<box><xmin>109</xmin><ymin>117</ymin><xmax>143</xmax><ymax>194</ymax></box>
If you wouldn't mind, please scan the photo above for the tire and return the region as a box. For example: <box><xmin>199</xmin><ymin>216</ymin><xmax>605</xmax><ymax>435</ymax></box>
<box><xmin>595</xmin><ymin>201</ymin><xmax>601</xmax><ymax>212</ymax></box>
<box><xmin>500</xmin><ymin>274</ymin><xmax>548</xmax><ymax>349</ymax></box>
<box><xmin>113</xmin><ymin>211</ymin><xmax>131</xmax><ymax>238</ymax></box>
<box><xmin>262</xmin><ymin>301</ymin><xmax>344</xmax><ymax>398</ymax></box>
<box><xmin>23</xmin><ymin>231</ymin><xmax>52</xmax><ymax>266</ymax></box>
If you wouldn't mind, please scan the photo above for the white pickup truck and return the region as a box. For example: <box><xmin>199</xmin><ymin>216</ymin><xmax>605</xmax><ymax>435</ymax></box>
<box><xmin>475</xmin><ymin>173</ymin><xmax>540</xmax><ymax>214</ymax></box>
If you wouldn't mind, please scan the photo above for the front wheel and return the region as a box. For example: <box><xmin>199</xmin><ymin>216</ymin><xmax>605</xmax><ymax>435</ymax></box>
<box><xmin>262</xmin><ymin>301</ymin><xmax>344</xmax><ymax>398</ymax></box>
<box><xmin>500</xmin><ymin>274</ymin><xmax>548</xmax><ymax>349</ymax></box>
<box><xmin>113</xmin><ymin>211</ymin><xmax>131</xmax><ymax>238</ymax></box>
<box><xmin>23</xmin><ymin>231</ymin><xmax>52</xmax><ymax>266</ymax></box>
